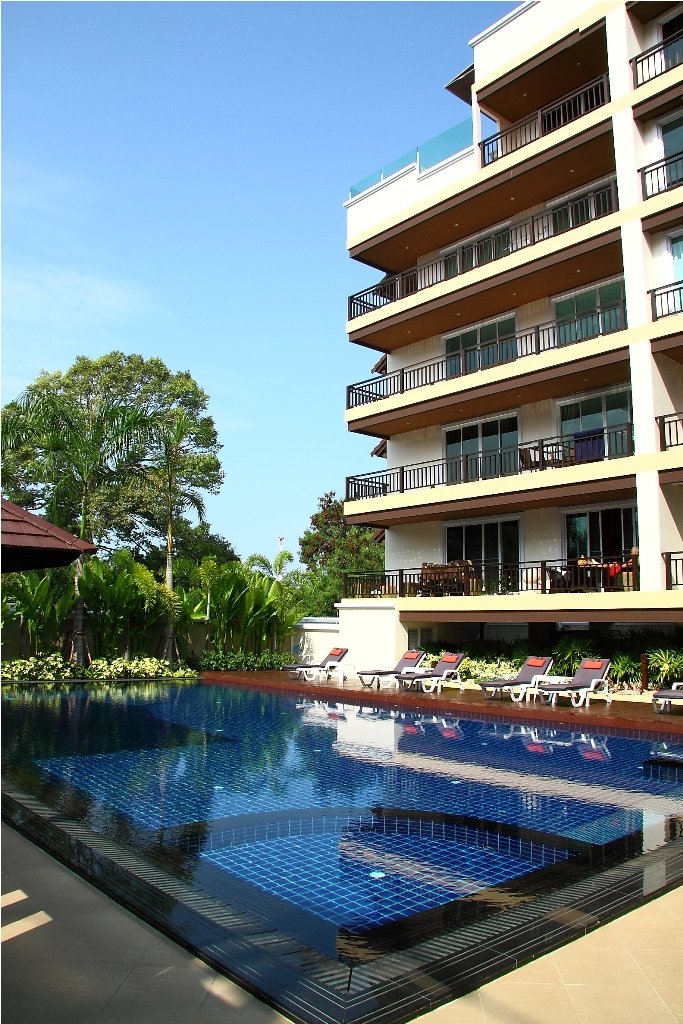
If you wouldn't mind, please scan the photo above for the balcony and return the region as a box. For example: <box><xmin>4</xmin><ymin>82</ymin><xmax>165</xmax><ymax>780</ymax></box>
<box><xmin>632</xmin><ymin>32</ymin><xmax>683</xmax><ymax>87</ymax></box>
<box><xmin>480</xmin><ymin>76</ymin><xmax>609</xmax><ymax>167</ymax></box>
<box><xmin>346</xmin><ymin>424</ymin><xmax>634</xmax><ymax>502</ymax></box>
<box><xmin>344</xmin><ymin>556</ymin><xmax>639</xmax><ymax>599</ymax></box>
<box><xmin>664</xmin><ymin>551</ymin><xmax>683</xmax><ymax>589</ymax></box>
<box><xmin>658</xmin><ymin>412</ymin><xmax>683</xmax><ymax>449</ymax></box>
<box><xmin>640</xmin><ymin>151</ymin><xmax>683</xmax><ymax>199</ymax></box>
<box><xmin>348</xmin><ymin>181</ymin><xmax>616</xmax><ymax>321</ymax></box>
<box><xmin>346</xmin><ymin>301</ymin><xmax>626</xmax><ymax>410</ymax></box>
<box><xmin>650</xmin><ymin>280</ymin><xmax>683</xmax><ymax>320</ymax></box>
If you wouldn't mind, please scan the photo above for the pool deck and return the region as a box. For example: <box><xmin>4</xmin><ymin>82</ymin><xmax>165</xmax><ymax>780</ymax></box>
<box><xmin>202</xmin><ymin>670</ymin><xmax>683</xmax><ymax>739</ymax></box>
<box><xmin>2</xmin><ymin>673</ymin><xmax>683</xmax><ymax>1024</ymax></box>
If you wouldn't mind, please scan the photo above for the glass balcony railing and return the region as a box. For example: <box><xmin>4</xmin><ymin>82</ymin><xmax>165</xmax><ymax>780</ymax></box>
<box><xmin>349</xmin><ymin>119</ymin><xmax>474</xmax><ymax>198</ymax></box>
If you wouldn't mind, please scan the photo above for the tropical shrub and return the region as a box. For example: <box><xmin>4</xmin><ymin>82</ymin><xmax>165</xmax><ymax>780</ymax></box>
<box><xmin>648</xmin><ymin>648</ymin><xmax>683</xmax><ymax>687</ymax></box>
<box><xmin>1</xmin><ymin>654</ymin><xmax>76</xmax><ymax>681</ymax></box>
<box><xmin>551</xmin><ymin>636</ymin><xmax>598</xmax><ymax>675</ymax></box>
<box><xmin>199</xmin><ymin>650</ymin><xmax>292</xmax><ymax>672</ymax></box>
<box><xmin>609</xmin><ymin>652</ymin><xmax>642</xmax><ymax>689</ymax></box>
<box><xmin>84</xmin><ymin>656</ymin><xmax>197</xmax><ymax>680</ymax></box>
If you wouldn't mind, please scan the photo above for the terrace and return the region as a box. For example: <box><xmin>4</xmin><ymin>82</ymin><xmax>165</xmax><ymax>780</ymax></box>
<box><xmin>348</xmin><ymin>180</ymin><xmax>616</xmax><ymax>321</ymax></box>
<box><xmin>347</xmin><ymin>301</ymin><xmax>626</xmax><ymax>409</ymax></box>
<box><xmin>631</xmin><ymin>29</ymin><xmax>683</xmax><ymax>86</ymax></box>
<box><xmin>346</xmin><ymin>424</ymin><xmax>633</xmax><ymax>501</ymax></box>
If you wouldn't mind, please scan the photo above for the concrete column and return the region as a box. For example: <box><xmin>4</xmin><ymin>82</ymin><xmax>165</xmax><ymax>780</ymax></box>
<box><xmin>635</xmin><ymin>469</ymin><xmax>665</xmax><ymax>589</ymax></box>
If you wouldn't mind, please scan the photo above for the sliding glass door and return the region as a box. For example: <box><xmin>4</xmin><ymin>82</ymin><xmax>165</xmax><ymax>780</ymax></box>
<box><xmin>446</xmin><ymin>519</ymin><xmax>519</xmax><ymax>592</ymax></box>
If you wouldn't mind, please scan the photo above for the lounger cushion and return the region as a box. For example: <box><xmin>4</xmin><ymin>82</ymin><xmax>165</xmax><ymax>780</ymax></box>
<box><xmin>583</xmin><ymin>659</ymin><xmax>606</xmax><ymax>670</ymax></box>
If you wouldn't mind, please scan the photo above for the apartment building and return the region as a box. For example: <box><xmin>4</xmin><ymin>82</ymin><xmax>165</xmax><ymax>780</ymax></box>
<box><xmin>338</xmin><ymin>0</ymin><xmax>683</xmax><ymax>670</ymax></box>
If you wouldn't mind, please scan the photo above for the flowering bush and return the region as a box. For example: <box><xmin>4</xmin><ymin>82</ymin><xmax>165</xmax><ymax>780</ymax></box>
<box><xmin>1</xmin><ymin>654</ymin><xmax>76</xmax><ymax>681</ymax></box>
<box><xmin>85</xmin><ymin>657</ymin><xmax>197</xmax><ymax>680</ymax></box>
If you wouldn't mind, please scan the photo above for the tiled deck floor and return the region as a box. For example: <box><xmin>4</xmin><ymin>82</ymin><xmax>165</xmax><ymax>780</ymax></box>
<box><xmin>2</xmin><ymin>822</ymin><xmax>681</xmax><ymax>1023</ymax></box>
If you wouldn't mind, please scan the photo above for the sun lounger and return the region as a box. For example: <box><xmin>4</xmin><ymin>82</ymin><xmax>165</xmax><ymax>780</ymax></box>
<box><xmin>534</xmin><ymin>658</ymin><xmax>612</xmax><ymax>708</ymax></box>
<box><xmin>478</xmin><ymin>656</ymin><xmax>554</xmax><ymax>703</ymax></box>
<box><xmin>397</xmin><ymin>652</ymin><xmax>465</xmax><ymax>694</ymax></box>
<box><xmin>284</xmin><ymin>647</ymin><xmax>348</xmax><ymax>682</ymax></box>
<box><xmin>357</xmin><ymin>650</ymin><xmax>426</xmax><ymax>689</ymax></box>
<box><xmin>652</xmin><ymin>681</ymin><xmax>683</xmax><ymax>714</ymax></box>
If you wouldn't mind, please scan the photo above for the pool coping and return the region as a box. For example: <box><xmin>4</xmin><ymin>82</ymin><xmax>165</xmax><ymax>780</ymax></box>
<box><xmin>200</xmin><ymin>670</ymin><xmax>683</xmax><ymax>742</ymax></box>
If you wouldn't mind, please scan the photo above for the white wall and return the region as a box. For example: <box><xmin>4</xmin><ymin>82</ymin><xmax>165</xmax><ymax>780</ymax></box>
<box><xmin>385</xmin><ymin>522</ymin><xmax>443</xmax><ymax>570</ymax></box>
<box><xmin>336</xmin><ymin>603</ymin><xmax>408</xmax><ymax>680</ymax></box>
<box><xmin>291</xmin><ymin>618</ymin><xmax>341</xmax><ymax>664</ymax></box>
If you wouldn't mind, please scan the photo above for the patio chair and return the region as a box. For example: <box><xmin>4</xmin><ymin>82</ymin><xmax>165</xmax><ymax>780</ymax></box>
<box><xmin>534</xmin><ymin>658</ymin><xmax>612</xmax><ymax>708</ymax></box>
<box><xmin>478</xmin><ymin>656</ymin><xmax>554</xmax><ymax>703</ymax></box>
<box><xmin>284</xmin><ymin>646</ymin><xmax>348</xmax><ymax>683</ymax></box>
<box><xmin>397</xmin><ymin>652</ymin><xmax>465</xmax><ymax>694</ymax></box>
<box><xmin>652</xmin><ymin>681</ymin><xmax>683</xmax><ymax>714</ymax></box>
<box><xmin>357</xmin><ymin>650</ymin><xmax>426</xmax><ymax>689</ymax></box>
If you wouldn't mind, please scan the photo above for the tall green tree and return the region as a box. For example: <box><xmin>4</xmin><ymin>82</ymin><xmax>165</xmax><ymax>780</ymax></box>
<box><xmin>1</xmin><ymin>351</ymin><xmax>225</xmax><ymax>555</ymax></box>
<box><xmin>297</xmin><ymin>491</ymin><xmax>384</xmax><ymax>615</ymax></box>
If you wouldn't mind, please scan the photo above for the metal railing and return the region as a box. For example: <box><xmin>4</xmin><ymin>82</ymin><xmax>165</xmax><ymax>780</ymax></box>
<box><xmin>641</xmin><ymin>150</ymin><xmax>683</xmax><ymax>199</ymax></box>
<box><xmin>657</xmin><ymin>412</ymin><xmax>683</xmax><ymax>450</ymax></box>
<box><xmin>632</xmin><ymin>31</ymin><xmax>683</xmax><ymax>86</ymax></box>
<box><xmin>480</xmin><ymin>76</ymin><xmax>609</xmax><ymax>166</ymax></box>
<box><xmin>664</xmin><ymin>551</ymin><xmax>683</xmax><ymax>590</ymax></box>
<box><xmin>345</xmin><ymin>424</ymin><xmax>634</xmax><ymax>501</ymax></box>
<box><xmin>650</xmin><ymin>280</ymin><xmax>683</xmax><ymax>320</ymax></box>
<box><xmin>344</xmin><ymin>556</ymin><xmax>639</xmax><ymax>599</ymax></box>
<box><xmin>346</xmin><ymin>300</ymin><xmax>626</xmax><ymax>409</ymax></box>
<box><xmin>348</xmin><ymin>180</ymin><xmax>617</xmax><ymax>320</ymax></box>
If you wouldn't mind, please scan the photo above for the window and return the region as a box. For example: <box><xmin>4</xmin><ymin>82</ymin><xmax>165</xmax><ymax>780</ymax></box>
<box><xmin>446</xmin><ymin>519</ymin><xmax>519</xmax><ymax>593</ymax></box>
<box><xmin>553</xmin><ymin>279</ymin><xmax>625</xmax><ymax>345</ymax></box>
<box><xmin>445</xmin><ymin>315</ymin><xmax>516</xmax><ymax>376</ymax></box>
<box><xmin>566</xmin><ymin>507</ymin><xmax>636</xmax><ymax>562</ymax></box>
<box><xmin>408</xmin><ymin>627</ymin><xmax>433</xmax><ymax>649</ymax></box>
<box><xmin>559</xmin><ymin>389</ymin><xmax>632</xmax><ymax>460</ymax></box>
<box><xmin>446</xmin><ymin>415</ymin><xmax>518</xmax><ymax>482</ymax></box>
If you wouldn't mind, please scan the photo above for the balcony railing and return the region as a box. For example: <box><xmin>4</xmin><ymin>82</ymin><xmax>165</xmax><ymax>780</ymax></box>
<box><xmin>480</xmin><ymin>76</ymin><xmax>609</xmax><ymax>166</ymax></box>
<box><xmin>657</xmin><ymin>412</ymin><xmax>683</xmax><ymax>449</ymax></box>
<box><xmin>650</xmin><ymin>280</ymin><xmax>683</xmax><ymax>320</ymax></box>
<box><xmin>344</xmin><ymin>556</ymin><xmax>639</xmax><ymax>599</ymax></box>
<box><xmin>632</xmin><ymin>31</ymin><xmax>683</xmax><ymax>86</ymax></box>
<box><xmin>346</xmin><ymin>301</ymin><xmax>626</xmax><ymax>409</ymax></box>
<box><xmin>664</xmin><ymin>551</ymin><xmax>683</xmax><ymax>589</ymax></box>
<box><xmin>641</xmin><ymin>150</ymin><xmax>683</xmax><ymax>199</ymax></box>
<box><xmin>348</xmin><ymin>180</ymin><xmax>617</xmax><ymax>320</ymax></box>
<box><xmin>346</xmin><ymin>424</ymin><xmax>634</xmax><ymax>501</ymax></box>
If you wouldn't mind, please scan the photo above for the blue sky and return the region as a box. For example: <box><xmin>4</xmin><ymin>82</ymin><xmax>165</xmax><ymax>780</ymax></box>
<box><xmin>2</xmin><ymin>0</ymin><xmax>515</xmax><ymax>562</ymax></box>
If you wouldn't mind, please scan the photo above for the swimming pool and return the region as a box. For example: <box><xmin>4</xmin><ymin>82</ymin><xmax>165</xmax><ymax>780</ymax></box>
<box><xmin>3</xmin><ymin>681</ymin><xmax>683</xmax><ymax>1024</ymax></box>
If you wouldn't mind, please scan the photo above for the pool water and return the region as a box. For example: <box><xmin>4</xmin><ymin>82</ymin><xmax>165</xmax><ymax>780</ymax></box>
<box><xmin>3</xmin><ymin>681</ymin><xmax>683</xmax><ymax>1024</ymax></box>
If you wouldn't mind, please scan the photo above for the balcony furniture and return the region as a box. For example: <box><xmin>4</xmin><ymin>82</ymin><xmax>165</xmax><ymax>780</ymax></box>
<box><xmin>478</xmin><ymin>656</ymin><xmax>554</xmax><ymax>702</ymax></box>
<box><xmin>547</xmin><ymin>567</ymin><xmax>572</xmax><ymax>592</ymax></box>
<box><xmin>419</xmin><ymin>561</ymin><xmax>481</xmax><ymax>596</ymax></box>
<box><xmin>533</xmin><ymin>658</ymin><xmax>612</xmax><ymax>709</ymax></box>
<box><xmin>284</xmin><ymin>647</ymin><xmax>348</xmax><ymax>683</ymax></box>
<box><xmin>357</xmin><ymin>649</ymin><xmax>426</xmax><ymax>690</ymax></box>
<box><xmin>652</xmin><ymin>682</ymin><xmax>683</xmax><ymax>714</ymax></box>
<box><xmin>398</xmin><ymin>652</ymin><xmax>466</xmax><ymax>694</ymax></box>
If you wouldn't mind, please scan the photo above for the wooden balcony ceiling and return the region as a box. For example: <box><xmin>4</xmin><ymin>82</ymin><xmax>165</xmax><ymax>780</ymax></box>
<box><xmin>348</xmin><ymin>349</ymin><xmax>631</xmax><ymax>439</ymax></box>
<box><xmin>476</xmin><ymin>23</ymin><xmax>608</xmax><ymax>126</ymax></box>
<box><xmin>652</xmin><ymin>331</ymin><xmax>683</xmax><ymax>363</ymax></box>
<box><xmin>628</xmin><ymin>2</ymin><xmax>679</xmax><ymax>25</ymax></box>
<box><xmin>350</xmin><ymin>131</ymin><xmax>615</xmax><ymax>274</ymax></box>
<box><xmin>345</xmin><ymin>475</ymin><xmax>636</xmax><ymax>530</ymax></box>
<box><xmin>349</xmin><ymin>236</ymin><xmax>623</xmax><ymax>353</ymax></box>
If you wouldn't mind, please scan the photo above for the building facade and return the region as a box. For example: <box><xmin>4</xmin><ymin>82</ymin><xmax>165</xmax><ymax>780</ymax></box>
<box><xmin>338</xmin><ymin>0</ymin><xmax>683</xmax><ymax>672</ymax></box>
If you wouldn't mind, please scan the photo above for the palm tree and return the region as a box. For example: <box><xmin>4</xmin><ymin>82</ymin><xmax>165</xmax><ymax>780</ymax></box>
<box><xmin>141</xmin><ymin>410</ymin><xmax>222</xmax><ymax>660</ymax></box>
<box><xmin>2</xmin><ymin>391</ymin><xmax>154</xmax><ymax>664</ymax></box>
